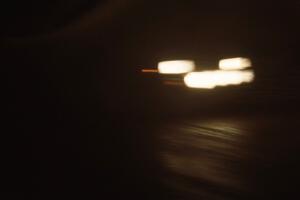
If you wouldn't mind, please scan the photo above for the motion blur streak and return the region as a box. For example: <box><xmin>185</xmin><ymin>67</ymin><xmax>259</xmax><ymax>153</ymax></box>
<box><xmin>158</xmin><ymin>60</ymin><xmax>195</xmax><ymax>74</ymax></box>
<box><xmin>219</xmin><ymin>58</ymin><xmax>252</xmax><ymax>70</ymax></box>
<box><xmin>184</xmin><ymin>70</ymin><xmax>254</xmax><ymax>89</ymax></box>
<box><xmin>163</xmin><ymin>81</ymin><xmax>184</xmax><ymax>86</ymax></box>
<box><xmin>141</xmin><ymin>69</ymin><xmax>158</xmax><ymax>73</ymax></box>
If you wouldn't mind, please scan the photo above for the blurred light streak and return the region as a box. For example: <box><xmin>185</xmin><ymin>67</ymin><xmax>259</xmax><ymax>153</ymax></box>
<box><xmin>158</xmin><ymin>60</ymin><xmax>195</xmax><ymax>74</ymax></box>
<box><xmin>184</xmin><ymin>70</ymin><xmax>254</xmax><ymax>89</ymax></box>
<box><xmin>219</xmin><ymin>58</ymin><xmax>252</xmax><ymax>70</ymax></box>
<box><xmin>141</xmin><ymin>69</ymin><xmax>158</xmax><ymax>73</ymax></box>
<box><xmin>163</xmin><ymin>81</ymin><xmax>184</xmax><ymax>86</ymax></box>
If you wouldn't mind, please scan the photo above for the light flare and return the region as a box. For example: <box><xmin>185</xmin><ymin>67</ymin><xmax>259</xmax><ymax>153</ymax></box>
<box><xmin>219</xmin><ymin>57</ymin><xmax>252</xmax><ymax>70</ymax></box>
<box><xmin>158</xmin><ymin>60</ymin><xmax>195</xmax><ymax>74</ymax></box>
<box><xmin>184</xmin><ymin>70</ymin><xmax>254</xmax><ymax>89</ymax></box>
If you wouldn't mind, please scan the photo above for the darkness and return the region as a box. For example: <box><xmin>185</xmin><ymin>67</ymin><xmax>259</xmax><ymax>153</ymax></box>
<box><xmin>2</xmin><ymin>0</ymin><xmax>300</xmax><ymax>199</ymax></box>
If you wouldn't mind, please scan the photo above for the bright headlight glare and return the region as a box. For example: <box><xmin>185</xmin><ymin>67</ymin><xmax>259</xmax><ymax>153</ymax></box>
<box><xmin>219</xmin><ymin>57</ymin><xmax>252</xmax><ymax>70</ymax></box>
<box><xmin>158</xmin><ymin>60</ymin><xmax>195</xmax><ymax>74</ymax></box>
<box><xmin>184</xmin><ymin>70</ymin><xmax>254</xmax><ymax>89</ymax></box>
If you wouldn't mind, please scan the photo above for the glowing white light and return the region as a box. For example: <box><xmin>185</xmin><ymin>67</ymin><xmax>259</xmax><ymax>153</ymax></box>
<box><xmin>158</xmin><ymin>60</ymin><xmax>195</xmax><ymax>74</ymax></box>
<box><xmin>184</xmin><ymin>70</ymin><xmax>254</xmax><ymax>89</ymax></box>
<box><xmin>219</xmin><ymin>57</ymin><xmax>252</xmax><ymax>70</ymax></box>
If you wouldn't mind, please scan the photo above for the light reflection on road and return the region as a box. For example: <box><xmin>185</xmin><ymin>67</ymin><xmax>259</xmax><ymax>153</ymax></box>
<box><xmin>157</xmin><ymin>116</ymin><xmax>300</xmax><ymax>199</ymax></box>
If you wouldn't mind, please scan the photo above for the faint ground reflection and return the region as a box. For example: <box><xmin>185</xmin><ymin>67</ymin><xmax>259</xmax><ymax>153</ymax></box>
<box><xmin>157</xmin><ymin>116</ymin><xmax>300</xmax><ymax>199</ymax></box>
<box><xmin>158</xmin><ymin>119</ymin><xmax>251</xmax><ymax>199</ymax></box>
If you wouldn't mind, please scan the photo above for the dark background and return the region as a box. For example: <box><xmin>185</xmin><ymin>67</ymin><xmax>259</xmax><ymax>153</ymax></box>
<box><xmin>3</xmin><ymin>1</ymin><xmax>300</xmax><ymax>199</ymax></box>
